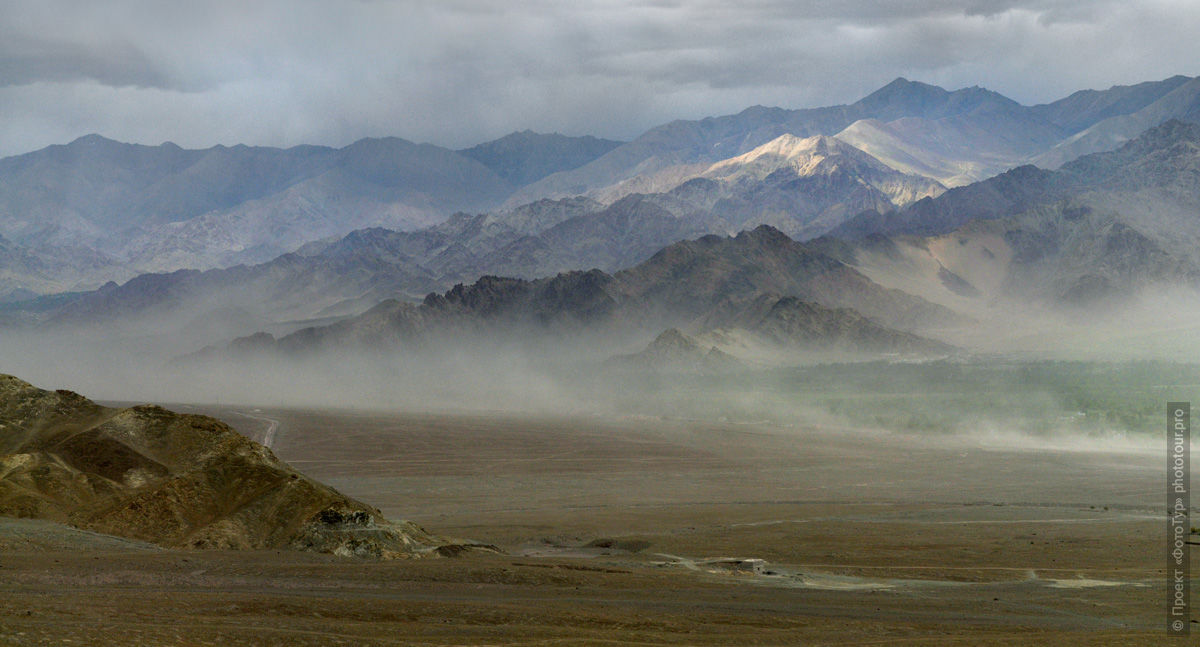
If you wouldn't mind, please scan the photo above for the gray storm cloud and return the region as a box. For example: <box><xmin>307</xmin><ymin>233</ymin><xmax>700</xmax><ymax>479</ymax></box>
<box><xmin>0</xmin><ymin>0</ymin><xmax>1197</xmax><ymax>157</ymax></box>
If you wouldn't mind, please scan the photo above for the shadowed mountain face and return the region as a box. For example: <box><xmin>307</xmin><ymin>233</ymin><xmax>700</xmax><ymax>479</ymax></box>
<box><xmin>607</xmin><ymin>294</ymin><xmax>952</xmax><ymax>373</ymax></box>
<box><xmin>836</xmin><ymin>75</ymin><xmax>1200</xmax><ymax>189</ymax></box>
<box><xmin>830</xmin><ymin>164</ymin><xmax>1072</xmax><ymax>239</ymax></box>
<box><xmin>705</xmin><ymin>295</ymin><xmax>953</xmax><ymax>354</ymax></box>
<box><xmin>2</xmin><ymin>73</ymin><xmax>1198</xmax><ymax>365</ymax></box>
<box><xmin>999</xmin><ymin>204</ymin><xmax>1196</xmax><ymax>306</ymax></box>
<box><xmin>458</xmin><ymin>130</ymin><xmax>624</xmax><ymax>186</ymax></box>
<box><xmin>0</xmin><ymin>374</ymin><xmax>472</xmax><ymax>558</ymax></box>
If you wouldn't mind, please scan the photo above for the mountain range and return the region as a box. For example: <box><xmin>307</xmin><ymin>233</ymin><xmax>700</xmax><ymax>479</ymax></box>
<box><xmin>182</xmin><ymin>225</ymin><xmax>961</xmax><ymax>368</ymax></box>
<box><xmin>506</xmin><ymin>75</ymin><xmax>1200</xmax><ymax>206</ymax></box>
<box><xmin>3</xmin><ymin>74</ymin><xmax>1199</xmax><ymax>302</ymax></box>
<box><xmin>0</xmin><ymin>131</ymin><xmax>622</xmax><ymax>296</ymax></box>
<box><xmin>2</xmin><ymin>73</ymin><xmax>1200</xmax><ymax>363</ymax></box>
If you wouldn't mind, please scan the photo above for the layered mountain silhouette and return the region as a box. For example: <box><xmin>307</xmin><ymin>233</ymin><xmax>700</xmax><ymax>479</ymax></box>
<box><xmin>188</xmin><ymin>226</ymin><xmax>959</xmax><ymax>365</ymax></box>
<box><xmin>33</xmin><ymin>194</ymin><xmax>708</xmax><ymax>337</ymax></box>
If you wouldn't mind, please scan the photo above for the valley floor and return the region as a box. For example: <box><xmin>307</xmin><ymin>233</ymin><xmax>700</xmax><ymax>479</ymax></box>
<box><xmin>0</xmin><ymin>406</ymin><xmax>1183</xmax><ymax>645</ymax></box>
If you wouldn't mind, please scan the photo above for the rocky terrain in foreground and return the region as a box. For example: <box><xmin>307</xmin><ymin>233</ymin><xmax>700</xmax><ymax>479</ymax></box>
<box><xmin>0</xmin><ymin>374</ymin><xmax>480</xmax><ymax>558</ymax></box>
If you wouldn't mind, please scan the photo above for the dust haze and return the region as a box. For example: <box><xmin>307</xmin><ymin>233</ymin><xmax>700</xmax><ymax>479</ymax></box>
<box><xmin>1</xmin><ymin>253</ymin><xmax>1190</xmax><ymax>645</ymax></box>
<box><xmin>3</xmin><ymin>286</ymin><xmax>1196</xmax><ymax>452</ymax></box>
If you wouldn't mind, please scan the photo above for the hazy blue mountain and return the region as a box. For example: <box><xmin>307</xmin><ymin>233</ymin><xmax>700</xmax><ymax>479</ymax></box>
<box><xmin>5</xmin><ymin>73</ymin><xmax>1198</xmax><ymax>323</ymax></box>
<box><xmin>830</xmin><ymin>164</ymin><xmax>1072</xmax><ymax>239</ymax></box>
<box><xmin>1034</xmin><ymin>76</ymin><xmax>1200</xmax><ymax>168</ymax></box>
<box><xmin>0</xmin><ymin>135</ymin><xmax>514</xmax><ymax>279</ymax></box>
<box><xmin>477</xmin><ymin>195</ymin><xmax>708</xmax><ymax>280</ymax></box>
<box><xmin>0</xmin><ymin>232</ymin><xmax>128</xmax><ymax>300</ymax></box>
<box><xmin>0</xmin><ymin>234</ymin><xmax>51</xmax><ymax>299</ymax></box>
<box><xmin>458</xmin><ymin>130</ymin><xmax>623</xmax><ymax>186</ymax></box>
<box><xmin>834</xmin><ymin>101</ymin><xmax>1063</xmax><ymax>188</ymax></box>
<box><xmin>1030</xmin><ymin>75</ymin><xmax>1193</xmax><ymax>133</ymax></box>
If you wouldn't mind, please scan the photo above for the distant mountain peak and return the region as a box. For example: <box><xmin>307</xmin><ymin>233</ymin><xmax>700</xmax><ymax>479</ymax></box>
<box><xmin>64</xmin><ymin>134</ymin><xmax>127</xmax><ymax>150</ymax></box>
<box><xmin>860</xmin><ymin>77</ymin><xmax>948</xmax><ymax>104</ymax></box>
<box><xmin>458</xmin><ymin>130</ymin><xmax>623</xmax><ymax>187</ymax></box>
<box><xmin>343</xmin><ymin>135</ymin><xmax>416</xmax><ymax>149</ymax></box>
<box><xmin>69</xmin><ymin>133</ymin><xmax>116</xmax><ymax>145</ymax></box>
<box><xmin>879</xmin><ymin>77</ymin><xmax>921</xmax><ymax>91</ymax></box>
<box><xmin>855</xmin><ymin>77</ymin><xmax>1021</xmax><ymax>119</ymax></box>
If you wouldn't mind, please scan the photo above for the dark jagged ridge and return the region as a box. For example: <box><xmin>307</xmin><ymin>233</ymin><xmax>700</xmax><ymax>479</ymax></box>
<box><xmin>220</xmin><ymin>226</ymin><xmax>959</xmax><ymax>360</ymax></box>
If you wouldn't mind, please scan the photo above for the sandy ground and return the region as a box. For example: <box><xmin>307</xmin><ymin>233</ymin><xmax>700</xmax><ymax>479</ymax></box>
<box><xmin>0</xmin><ymin>405</ymin><xmax>1188</xmax><ymax>645</ymax></box>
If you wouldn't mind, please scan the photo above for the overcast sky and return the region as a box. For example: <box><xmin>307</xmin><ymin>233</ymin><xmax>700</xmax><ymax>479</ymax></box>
<box><xmin>1</xmin><ymin>0</ymin><xmax>1197</xmax><ymax>158</ymax></box>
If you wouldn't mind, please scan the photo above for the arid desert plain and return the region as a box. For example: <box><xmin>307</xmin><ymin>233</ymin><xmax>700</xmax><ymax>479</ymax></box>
<box><xmin>0</xmin><ymin>402</ymin><xmax>1176</xmax><ymax>646</ymax></box>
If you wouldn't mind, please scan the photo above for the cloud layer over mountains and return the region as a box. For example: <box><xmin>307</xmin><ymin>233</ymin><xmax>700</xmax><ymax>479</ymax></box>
<box><xmin>2</xmin><ymin>0</ymin><xmax>1198</xmax><ymax>158</ymax></box>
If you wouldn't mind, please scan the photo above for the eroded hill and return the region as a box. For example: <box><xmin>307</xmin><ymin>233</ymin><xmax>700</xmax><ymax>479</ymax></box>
<box><xmin>0</xmin><ymin>374</ymin><xmax>472</xmax><ymax>558</ymax></box>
